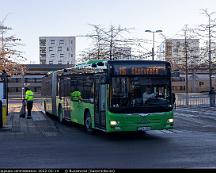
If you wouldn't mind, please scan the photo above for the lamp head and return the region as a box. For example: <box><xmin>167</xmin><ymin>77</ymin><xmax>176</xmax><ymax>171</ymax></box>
<box><xmin>156</xmin><ymin>30</ymin><xmax>163</xmax><ymax>33</ymax></box>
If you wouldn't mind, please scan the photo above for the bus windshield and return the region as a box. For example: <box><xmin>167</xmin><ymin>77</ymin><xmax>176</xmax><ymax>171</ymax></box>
<box><xmin>109</xmin><ymin>77</ymin><xmax>172</xmax><ymax>113</ymax></box>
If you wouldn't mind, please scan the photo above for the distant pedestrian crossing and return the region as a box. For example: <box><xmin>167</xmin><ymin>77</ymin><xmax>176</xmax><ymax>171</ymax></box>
<box><xmin>175</xmin><ymin>107</ymin><xmax>216</xmax><ymax>120</ymax></box>
<box><xmin>145</xmin><ymin>129</ymin><xmax>185</xmax><ymax>136</ymax></box>
<box><xmin>147</xmin><ymin>107</ymin><xmax>216</xmax><ymax>135</ymax></box>
<box><xmin>174</xmin><ymin>107</ymin><xmax>216</xmax><ymax>133</ymax></box>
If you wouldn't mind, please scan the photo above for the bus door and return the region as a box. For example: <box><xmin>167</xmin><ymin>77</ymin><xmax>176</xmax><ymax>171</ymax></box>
<box><xmin>94</xmin><ymin>81</ymin><xmax>107</xmax><ymax>130</ymax></box>
<box><xmin>51</xmin><ymin>72</ymin><xmax>57</xmax><ymax>115</ymax></box>
<box><xmin>61</xmin><ymin>77</ymin><xmax>71</xmax><ymax>120</ymax></box>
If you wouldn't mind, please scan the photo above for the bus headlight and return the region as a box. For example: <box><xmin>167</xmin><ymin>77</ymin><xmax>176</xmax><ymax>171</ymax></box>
<box><xmin>167</xmin><ymin>118</ymin><xmax>174</xmax><ymax>123</ymax></box>
<box><xmin>110</xmin><ymin>121</ymin><xmax>118</xmax><ymax>126</ymax></box>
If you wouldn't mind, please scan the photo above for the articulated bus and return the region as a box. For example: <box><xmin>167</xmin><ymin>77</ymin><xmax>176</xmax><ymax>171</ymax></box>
<box><xmin>41</xmin><ymin>60</ymin><xmax>174</xmax><ymax>133</ymax></box>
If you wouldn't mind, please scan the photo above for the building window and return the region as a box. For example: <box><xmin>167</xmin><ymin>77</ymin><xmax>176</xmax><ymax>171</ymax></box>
<box><xmin>58</xmin><ymin>60</ymin><xmax>62</xmax><ymax>64</ymax></box>
<box><xmin>49</xmin><ymin>47</ymin><xmax>53</xmax><ymax>51</ymax></box>
<box><xmin>41</xmin><ymin>60</ymin><xmax>46</xmax><ymax>64</ymax></box>
<box><xmin>59</xmin><ymin>40</ymin><xmax>64</xmax><ymax>45</ymax></box>
<box><xmin>40</xmin><ymin>54</ymin><xmax>46</xmax><ymax>59</ymax></box>
<box><xmin>50</xmin><ymin>40</ymin><xmax>55</xmax><ymax>44</ymax></box>
<box><xmin>58</xmin><ymin>47</ymin><xmax>62</xmax><ymax>51</ymax></box>
<box><xmin>71</xmin><ymin>40</ymin><xmax>73</xmax><ymax>44</ymax></box>
<box><xmin>49</xmin><ymin>60</ymin><xmax>53</xmax><ymax>64</ymax></box>
<box><xmin>40</xmin><ymin>39</ymin><xmax>46</xmax><ymax>46</ymax></box>
<box><xmin>67</xmin><ymin>47</ymin><xmax>69</xmax><ymax>51</ymax></box>
<box><xmin>199</xmin><ymin>82</ymin><xmax>204</xmax><ymax>86</ymax></box>
<box><xmin>71</xmin><ymin>54</ymin><xmax>73</xmax><ymax>57</ymax></box>
<box><xmin>60</xmin><ymin>54</ymin><xmax>64</xmax><ymax>58</ymax></box>
<box><xmin>40</xmin><ymin>47</ymin><xmax>46</xmax><ymax>54</ymax></box>
<box><xmin>180</xmin><ymin>86</ymin><xmax>185</xmax><ymax>91</ymax></box>
<box><xmin>51</xmin><ymin>54</ymin><xmax>55</xmax><ymax>58</ymax></box>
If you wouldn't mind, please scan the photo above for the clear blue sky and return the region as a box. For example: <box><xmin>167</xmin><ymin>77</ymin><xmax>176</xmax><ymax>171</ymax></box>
<box><xmin>1</xmin><ymin>0</ymin><xmax>216</xmax><ymax>63</ymax></box>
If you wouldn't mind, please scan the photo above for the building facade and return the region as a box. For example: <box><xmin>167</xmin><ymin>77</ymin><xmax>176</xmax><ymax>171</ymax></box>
<box><xmin>113</xmin><ymin>47</ymin><xmax>132</xmax><ymax>60</ymax></box>
<box><xmin>158</xmin><ymin>39</ymin><xmax>200</xmax><ymax>66</ymax></box>
<box><xmin>172</xmin><ymin>68</ymin><xmax>216</xmax><ymax>93</ymax></box>
<box><xmin>39</xmin><ymin>36</ymin><xmax>76</xmax><ymax>65</ymax></box>
<box><xmin>8</xmin><ymin>64</ymin><xmax>70</xmax><ymax>98</ymax></box>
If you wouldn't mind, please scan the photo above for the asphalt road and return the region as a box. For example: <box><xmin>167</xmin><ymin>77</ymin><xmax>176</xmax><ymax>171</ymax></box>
<box><xmin>1</xmin><ymin>102</ymin><xmax>216</xmax><ymax>169</ymax></box>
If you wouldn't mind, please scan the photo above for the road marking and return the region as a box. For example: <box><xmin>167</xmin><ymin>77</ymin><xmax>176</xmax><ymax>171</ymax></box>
<box><xmin>175</xmin><ymin>112</ymin><xmax>199</xmax><ymax>118</ymax></box>
<box><xmin>146</xmin><ymin>129</ymin><xmax>183</xmax><ymax>135</ymax></box>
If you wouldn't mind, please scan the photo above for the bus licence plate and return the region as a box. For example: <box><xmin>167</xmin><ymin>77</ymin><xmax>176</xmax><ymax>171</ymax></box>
<box><xmin>138</xmin><ymin>127</ymin><xmax>151</xmax><ymax>131</ymax></box>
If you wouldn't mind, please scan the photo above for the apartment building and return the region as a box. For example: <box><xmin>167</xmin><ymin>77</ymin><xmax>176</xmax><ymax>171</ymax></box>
<box><xmin>158</xmin><ymin>39</ymin><xmax>200</xmax><ymax>66</ymax></box>
<box><xmin>39</xmin><ymin>36</ymin><xmax>76</xmax><ymax>65</ymax></box>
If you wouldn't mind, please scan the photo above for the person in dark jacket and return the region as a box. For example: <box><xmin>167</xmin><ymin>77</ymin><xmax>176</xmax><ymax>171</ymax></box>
<box><xmin>209</xmin><ymin>87</ymin><xmax>215</xmax><ymax>107</ymax></box>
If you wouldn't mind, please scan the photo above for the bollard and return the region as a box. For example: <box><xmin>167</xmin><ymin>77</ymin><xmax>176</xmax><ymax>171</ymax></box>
<box><xmin>210</xmin><ymin>94</ymin><xmax>215</xmax><ymax>107</ymax></box>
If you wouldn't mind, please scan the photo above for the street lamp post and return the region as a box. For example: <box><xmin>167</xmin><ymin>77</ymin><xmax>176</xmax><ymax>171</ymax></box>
<box><xmin>208</xmin><ymin>14</ymin><xmax>212</xmax><ymax>93</ymax></box>
<box><xmin>145</xmin><ymin>30</ymin><xmax>163</xmax><ymax>60</ymax></box>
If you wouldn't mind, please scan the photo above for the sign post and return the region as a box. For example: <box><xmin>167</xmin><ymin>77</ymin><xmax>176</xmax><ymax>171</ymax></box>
<box><xmin>0</xmin><ymin>71</ymin><xmax>8</xmax><ymax>128</ymax></box>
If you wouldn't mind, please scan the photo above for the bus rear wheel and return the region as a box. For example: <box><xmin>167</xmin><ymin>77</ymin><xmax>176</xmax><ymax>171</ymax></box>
<box><xmin>84</xmin><ymin>112</ymin><xmax>93</xmax><ymax>133</ymax></box>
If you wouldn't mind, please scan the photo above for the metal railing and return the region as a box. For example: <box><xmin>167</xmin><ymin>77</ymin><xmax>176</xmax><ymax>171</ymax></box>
<box><xmin>176</xmin><ymin>93</ymin><xmax>215</xmax><ymax>108</ymax></box>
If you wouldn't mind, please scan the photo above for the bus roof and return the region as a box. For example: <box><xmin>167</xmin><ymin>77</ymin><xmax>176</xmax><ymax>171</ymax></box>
<box><xmin>44</xmin><ymin>59</ymin><xmax>171</xmax><ymax>77</ymax></box>
<box><xmin>75</xmin><ymin>59</ymin><xmax>107</xmax><ymax>69</ymax></box>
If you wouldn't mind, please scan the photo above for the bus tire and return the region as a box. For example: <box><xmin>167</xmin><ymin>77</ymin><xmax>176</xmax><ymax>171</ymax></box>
<box><xmin>58</xmin><ymin>104</ymin><xmax>64</xmax><ymax>124</ymax></box>
<box><xmin>84</xmin><ymin>111</ymin><xmax>93</xmax><ymax>133</ymax></box>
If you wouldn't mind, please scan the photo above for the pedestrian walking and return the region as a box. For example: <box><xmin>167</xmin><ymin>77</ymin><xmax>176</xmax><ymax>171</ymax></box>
<box><xmin>24</xmin><ymin>87</ymin><xmax>34</xmax><ymax>119</ymax></box>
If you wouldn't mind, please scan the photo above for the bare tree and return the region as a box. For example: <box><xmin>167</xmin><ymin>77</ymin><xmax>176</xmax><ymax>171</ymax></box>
<box><xmin>194</xmin><ymin>9</ymin><xmax>216</xmax><ymax>92</ymax></box>
<box><xmin>0</xmin><ymin>16</ymin><xmax>26</xmax><ymax>76</ymax></box>
<box><xmin>79</xmin><ymin>24</ymin><xmax>150</xmax><ymax>61</ymax></box>
<box><xmin>77</xmin><ymin>24</ymin><xmax>109</xmax><ymax>61</ymax></box>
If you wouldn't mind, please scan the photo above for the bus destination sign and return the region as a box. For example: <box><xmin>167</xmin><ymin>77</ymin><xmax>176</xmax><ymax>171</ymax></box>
<box><xmin>111</xmin><ymin>64</ymin><xmax>168</xmax><ymax>76</ymax></box>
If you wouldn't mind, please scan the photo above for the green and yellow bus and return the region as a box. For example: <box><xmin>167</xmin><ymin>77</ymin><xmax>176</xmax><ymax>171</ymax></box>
<box><xmin>41</xmin><ymin>60</ymin><xmax>174</xmax><ymax>133</ymax></box>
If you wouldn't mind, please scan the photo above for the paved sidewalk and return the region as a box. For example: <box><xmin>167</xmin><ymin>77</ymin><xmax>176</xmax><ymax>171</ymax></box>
<box><xmin>0</xmin><ymin>103</ymin><xmax>60</xmax><ymax>139</ymax></box>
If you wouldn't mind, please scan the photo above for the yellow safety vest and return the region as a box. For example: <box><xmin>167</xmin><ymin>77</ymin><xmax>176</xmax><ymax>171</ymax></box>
<box><xmin>25</xmin><ymin>90</ymin><xmax>34</xmax><ymax>101</ymax></box>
